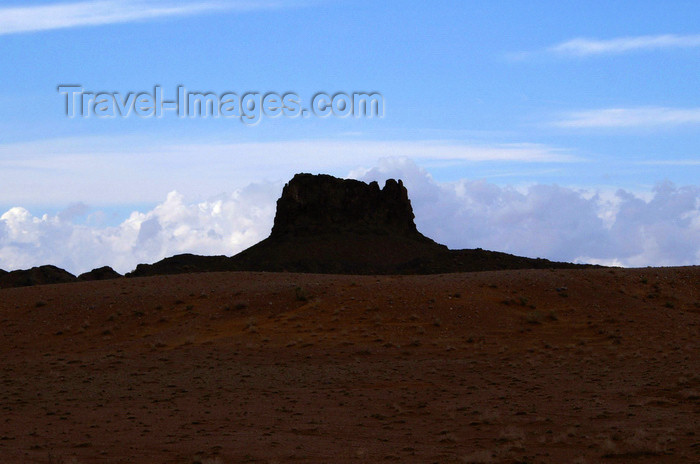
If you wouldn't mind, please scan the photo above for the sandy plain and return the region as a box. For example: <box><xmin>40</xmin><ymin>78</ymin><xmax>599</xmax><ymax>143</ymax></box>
<box><xmin>0</xmin><ymin>267</ymin><xmax>698</xmax><ymax>463</ymax></box>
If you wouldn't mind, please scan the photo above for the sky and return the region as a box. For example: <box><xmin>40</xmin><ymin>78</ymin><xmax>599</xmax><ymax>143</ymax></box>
<box><xmin>0</xmin><ymin>0</ymin><xmax>699</xmax><ymax>274</ymax></box>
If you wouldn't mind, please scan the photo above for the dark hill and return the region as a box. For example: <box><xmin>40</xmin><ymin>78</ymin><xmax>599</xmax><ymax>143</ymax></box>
<box><xmin>78</xmin><ymin>266</ymin><xmax>122</xmax><ymax>281</ymax></box>
<box><xmin>128</xmin><ymin>254</ymin><xmax>232</xmax><ymax>277</ymax></box>
<box><xmin>128</xmin><ymin>173</ymin><xmax>592</xmax><ymax>277</ymax></box>
<box><xmin>0</xmin><ymin>265</ymin><xmax>77</xmax><ymax>289</ymax></box>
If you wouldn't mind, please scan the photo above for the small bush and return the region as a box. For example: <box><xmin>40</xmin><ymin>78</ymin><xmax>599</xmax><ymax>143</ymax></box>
<box><xmin>462</xmin><ymin>449</ymin><xmax>494</xmax><ymax>463</ymax></box>
<box><xmin>294</xmin><ymin>286</ymin><xmax>308</xmax><ymax>302</ymax></box>
<box><xmin>526</xmin><ymin>310</ymin><xmax>557</xmax><ymax>324</ymax></box>
<box><xmin>225</xmin><ymin>301</ymin><xmax>248</xmax><ymax>311</ymax></box>
<box><xmin>525</xmin><ymin>311</ymin><xmax>544</xmax><ymax>324</ymax></box>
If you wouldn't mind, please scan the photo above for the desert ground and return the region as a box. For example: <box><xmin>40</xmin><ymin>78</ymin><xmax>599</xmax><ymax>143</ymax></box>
<box><xmin>0</xmin><ymin>267</ymin><xmax>698</xmax><ymax>463</ymax></box>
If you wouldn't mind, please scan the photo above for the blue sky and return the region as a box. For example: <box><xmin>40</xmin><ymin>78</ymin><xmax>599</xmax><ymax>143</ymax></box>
<box><xmin>0</xmin><ymin>0</ymin><xmax>699</xmax><ymax>272</ymax></box>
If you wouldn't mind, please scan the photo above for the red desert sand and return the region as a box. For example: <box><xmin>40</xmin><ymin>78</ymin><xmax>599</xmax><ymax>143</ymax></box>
<box><xmin>1</xmin><ymin>267</ymin><xmax>699</xmax><ymax>463</ymax></box>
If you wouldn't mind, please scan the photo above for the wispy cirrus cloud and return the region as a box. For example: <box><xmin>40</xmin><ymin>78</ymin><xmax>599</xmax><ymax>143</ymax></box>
<box><xmin>637</xmin><ymin>159</ymin><xmax>700</xmax><ymax>166</ymax></box>
<box><xmin>0</xmin><ymin>136</ymin><xmax>580</xmax><ymax>205</ymax></box>
<box><xmin>0</xmin><ymin>0</ymin><xmax>287</xmax><ymax>36</ymax></box>
<box><xmin>552</xmin><ymin>107</ymin><xmax>700</xmax><ymax>129</ymax></box>
<box><xmin>548</xmin><ymin>34</ymin><xmax>700</xmax><ymax>57</ymax></box>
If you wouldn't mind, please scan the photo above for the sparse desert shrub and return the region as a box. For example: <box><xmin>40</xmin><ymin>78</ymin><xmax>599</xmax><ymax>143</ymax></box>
<box><xmin>439</xmin><ymin>431</ymin><xmax>459</xmax><ymax>443</ymax></box>
<box><xmin>478</xmin><ymin>410</ymin><xmax>501</xmax><ymax>425</ymax></box>
<box><xmin>192</xmin><ymin>457</ymin><xmax>223</xmax><ymax>464</ymax></box>
<box><xmin>245</xmin><ymin>317</ymin><xmax>258</xmax><ymax>333</ymax></box>
<box><xmin>48</xmin><ymin>454</ymin><xmax>80</xmax><ymax>464</ymax></box>
<box><xmin>600</xmin><ymin>440</ymin><xmax>619</xmax><ymax>457</ymax></box>
<box><xmin>600</xmin><ymin>429</ymin><xmax>665</xmax><ymax>458</ymax></box>
<box><xmin>226</xmin><ymin>301</ymin><xmax>248</xmax><ymax>311</ymax></box>
<box><xmin>624</xmin><ymin>429</ymin><xmax>656</xmax><ymax>455</ymax></box>
<box><xmin>525</xmin><ymin>310</ymin><xmax>557</xmax><ymax>324</ymax></box>
<box><xmin>525</xmin><ymin>310</ymin><xmax>544</xmax><ymax>324</ymax></box>
<box><xmin>462</xmin><ymin>449</ymin><xmax>494</xmax><ymax>463</ymax></box>
<box><xmin>498</xmin><ymin>425</ymin><xmax>525</xmax><ymax>443</ymax></box>
<box><xmin>294</xmin><ymin>286</ymin><xmax>308</xmax><ymax>302</ymax></box>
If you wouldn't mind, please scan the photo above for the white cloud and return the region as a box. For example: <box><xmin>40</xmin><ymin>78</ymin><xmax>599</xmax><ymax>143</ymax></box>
<box><xmin>1</xmin><ymin>158</ymin><xmax>698</xmax><ymax>274</ymax></box>
<box><xmin>549</xmin><ymin>34</ymin><xmax>700</xmax><ymax>57</ymax></box>
<box><xmin>352</xmin><ymin>158</ymin><xmax>700</xmax><ymax>268</ymax></box>
<box><xmin>552</xmin><ymin>107</ymin><xmax>700</xmax><ymax>129</ymax></box>
<box><xmin>0</xmin><ymin>181</ymin><xmax>279</xmax><ymax>274</ymax></box>
<box><xmin>0</xmin><ymin>0</ymin><xmax>287</xmax><ymax>36</ymax></box>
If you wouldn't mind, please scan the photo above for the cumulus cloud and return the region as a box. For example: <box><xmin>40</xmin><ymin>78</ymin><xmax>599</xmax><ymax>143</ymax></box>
<box><xmin>0</xmin><ymin>181</ymin><xmax>280</xmax><ymax>275</ymax></box>
<box><xmin>351</xmin><ymin>158</ymin><xmax>700</xmax><ymax>267</ymax></box>
<box><xmin>1</xmin><ymin>159</ymin><xmax>699</xmax><ymax>274</ymax></box>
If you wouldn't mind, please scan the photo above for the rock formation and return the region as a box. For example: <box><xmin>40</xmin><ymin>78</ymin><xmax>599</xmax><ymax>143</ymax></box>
<box><xmin>0</xmin><ymin>173</ymin><xmax>594</xmax><ymax>284</ymax></box>
<box><xmin>226</xmin><ymin>174</ymin><xmax>446</xmax><ymax>274</ymax></box>
<box><xmin>270</xmin><ymin>174</ymin><xmax>420</xmax><ymax>238</ymax></box>
<box><xmin>78</xmin><ymin>266</ymin><xmax>122</xmax><ymax>281</ymax></box>
<box><xmin>128</xmin><ymin>173</ymin><xmax>590</xmax><ymax>277</ymax></box>
<box><xmin>0</xmin><ymin>265</ymin><xmax>76</xmax><ymax>289</ymax></box>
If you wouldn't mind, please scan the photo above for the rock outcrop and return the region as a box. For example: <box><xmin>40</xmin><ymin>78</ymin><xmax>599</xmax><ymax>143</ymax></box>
<box><xmin>128</xmin><ymin>173</ymin><xmax>591</xmax><ymax>277</ymax></box>
<box><xmin>126</xmin><ymin>254</ymin><xmax>232</xmax><ymax>277</ymax></box>
<box><xmin>225</xmin><ymin>174</ymin><xmax>446</xmax><ymax>274</ymax></box>
<box><xmin>0</xmin><ymin>265</ymin><xmax>77</xmax><ymax>289</ymax></box>
<box><xmin>78</xmin><ymin>266</ymin><xmax>123</xmax><ymax>281</ymax></box>
<box><xmin>271</xmin><ymin>174</ymin><xmax>421</xmax><ymax>238</ymax></box>
<box><xmin>0</xmin><ymin>173</ymin><xmax>594</xmax><ymax>286</ymax></box>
